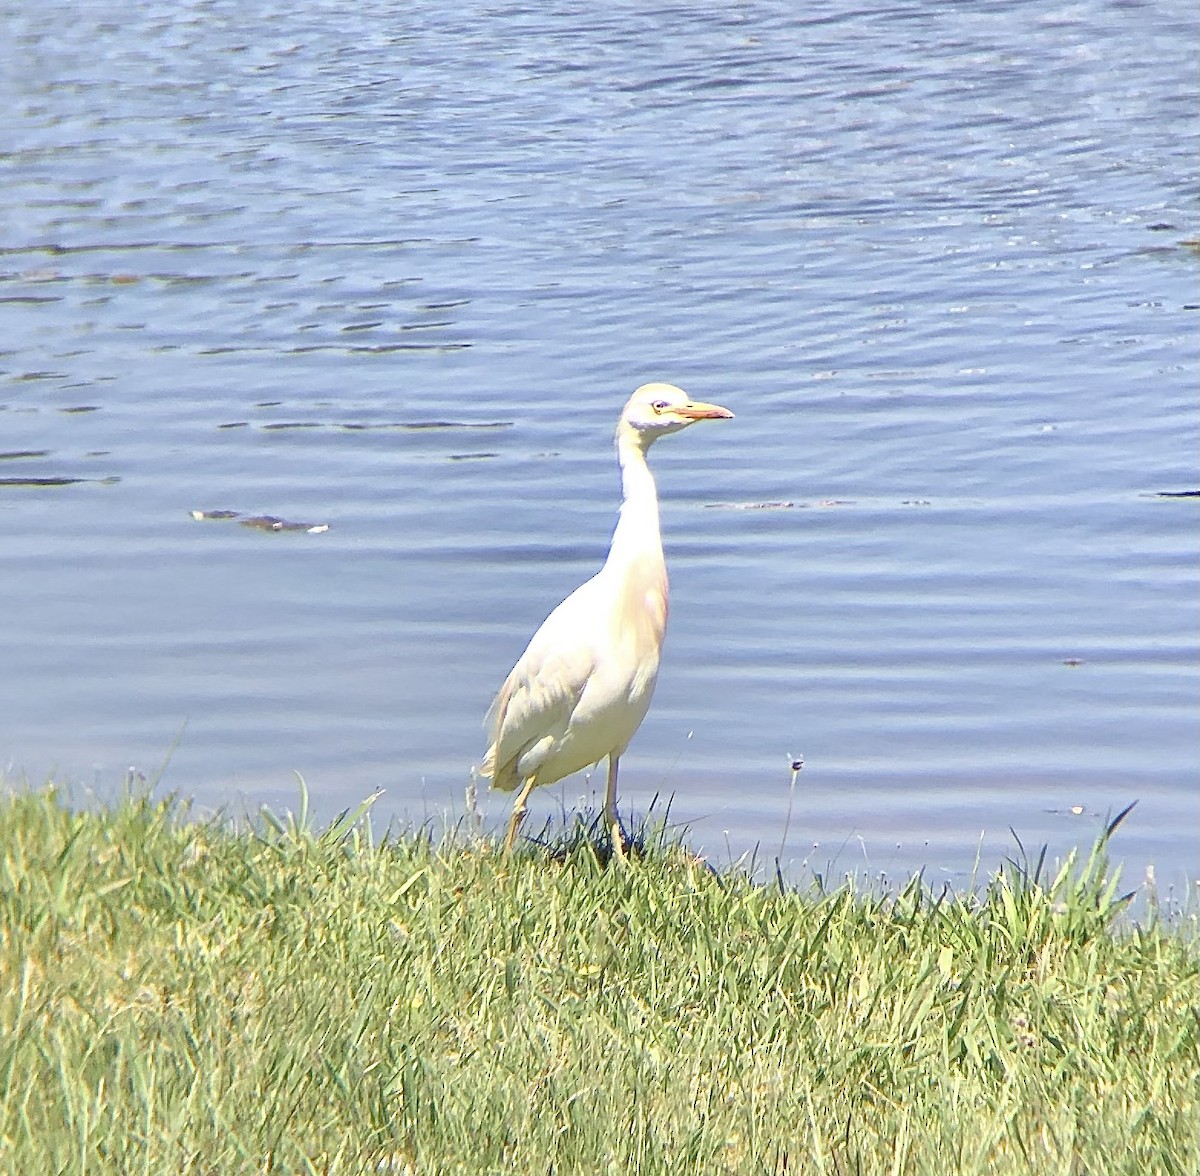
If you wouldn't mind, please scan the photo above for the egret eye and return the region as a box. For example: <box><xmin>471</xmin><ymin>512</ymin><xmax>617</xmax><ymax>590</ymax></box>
<box><xmin>650</xmin><ymin>400</ymin><xmax>671</xmax><ymax>412</ymax></box>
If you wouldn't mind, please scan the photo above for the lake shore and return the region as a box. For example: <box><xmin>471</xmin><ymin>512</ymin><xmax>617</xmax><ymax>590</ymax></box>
<box><xmin>1</xmin><ymin>784</ymin><xmax>1196</xmax><ymax>1174</ymax></box>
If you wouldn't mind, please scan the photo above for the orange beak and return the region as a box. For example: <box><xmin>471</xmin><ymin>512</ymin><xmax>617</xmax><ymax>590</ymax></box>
<box><xmin>676</xmin><ymin>400</ymin><xmax>734</xmax><ymax>420</ymax></box>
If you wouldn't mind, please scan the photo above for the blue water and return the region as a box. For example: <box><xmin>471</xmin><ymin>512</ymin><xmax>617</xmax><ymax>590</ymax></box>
<box><xmin>2</xmin><ymin>0</ymin><xmax>1196</xmax><ymax>898</ymax></box>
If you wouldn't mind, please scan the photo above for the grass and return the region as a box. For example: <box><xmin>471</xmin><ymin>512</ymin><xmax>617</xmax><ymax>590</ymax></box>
<box><xmin>0</xmin><ymin>784</ymin><xmax>1196</xmax><ymax>1175</ymax></box>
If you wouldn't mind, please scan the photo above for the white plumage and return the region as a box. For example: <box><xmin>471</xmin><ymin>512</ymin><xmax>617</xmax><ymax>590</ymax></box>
<box><xmin>481</xmin><ymin>382</ymin><xmax>733</xmax><ymax>853</ymax></box>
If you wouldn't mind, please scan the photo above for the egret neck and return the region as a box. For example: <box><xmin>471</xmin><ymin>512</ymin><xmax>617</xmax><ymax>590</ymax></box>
<box><xmin>609</xmin><ymin>422</ymin><xmax>666</xmax><ymax>575</ymax></box>
<box><xmin>601</xmin><ymin>422</ymin><xmax>671</xmax><ymax>685</ymax></box>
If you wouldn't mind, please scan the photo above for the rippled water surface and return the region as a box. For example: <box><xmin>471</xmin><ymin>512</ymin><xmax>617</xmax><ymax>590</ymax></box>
<box><xmin>2</xmin><ymin>0</ymin><xmax>1196</xmax><ymax>891</ymax></box>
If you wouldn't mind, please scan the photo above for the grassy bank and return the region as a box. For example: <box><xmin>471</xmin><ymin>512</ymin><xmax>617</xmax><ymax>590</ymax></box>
<box><xmin>0</xmin><ymin>786</ymin><xmax>1196</xmax><ymax>1174</ymax></box>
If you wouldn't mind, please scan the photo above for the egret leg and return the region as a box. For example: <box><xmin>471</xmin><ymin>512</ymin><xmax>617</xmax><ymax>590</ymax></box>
<box><xmin>504</xmin><ymin>774</ymin><xmax>538</xmax><ymax>854</ymax></box>
<box><xmin>604</xmin><ymin>756</ymin><xmax>629</xmax><ymax>859</ymax></box>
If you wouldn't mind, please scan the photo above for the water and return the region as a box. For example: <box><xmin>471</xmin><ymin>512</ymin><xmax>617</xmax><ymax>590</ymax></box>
<box><xmin>2</xmin><ymin>0</ymin><xmax>1196</xmax><ymax>895</ymax></box>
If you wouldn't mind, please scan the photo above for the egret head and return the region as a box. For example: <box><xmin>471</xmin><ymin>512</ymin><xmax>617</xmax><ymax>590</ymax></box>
<box><xmin>618</xmin><ymin>383</ymin><xmax>734</xmax><ymax>448</ymax></box>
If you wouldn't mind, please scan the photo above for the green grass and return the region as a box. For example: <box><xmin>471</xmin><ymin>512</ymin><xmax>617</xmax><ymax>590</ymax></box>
<box><xmin>0</xmin><ymin>785</ymin><xmax>1196</xmax><ymax>1175</ymax></box>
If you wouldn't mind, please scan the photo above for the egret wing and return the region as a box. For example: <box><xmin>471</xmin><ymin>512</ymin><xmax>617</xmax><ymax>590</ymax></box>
<box><xmin>483</xmin><ymin>606</ymin><xmax>598</xmax><ymax>790</ymax></box>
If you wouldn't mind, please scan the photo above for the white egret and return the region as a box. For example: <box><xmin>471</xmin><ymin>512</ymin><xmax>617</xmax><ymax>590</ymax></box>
<box><xmin>481</xmin><ymin>382</ymin><xmax>733</xmax><ymax>855</ymax></box>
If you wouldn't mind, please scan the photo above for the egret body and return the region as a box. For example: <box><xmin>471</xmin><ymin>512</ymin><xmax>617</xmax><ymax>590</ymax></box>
<box><xmin>481</xmin><ymin>382</ymin><xmax>733</xmax><ymax>853</ymax></box>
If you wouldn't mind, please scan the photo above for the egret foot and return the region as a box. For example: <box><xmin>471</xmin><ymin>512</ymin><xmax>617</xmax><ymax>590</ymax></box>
<box><xmin>608</xmin><ymin>816</ymin><xmax>630</xmax><ymax>861</ymax></box>
<box><xmin>597</xmin><ymin>758</ymin><xmax>633</xmax><ymax>859</ymax></box>
<box><xmin>503</xmin><ymin>775</ymin><xmax>538</xmax><ymax>854</ymax></box>
<box><xmin>602</xmin><ymin>755</ymin><xmax>631</xmax><ymax>861</ymax></box>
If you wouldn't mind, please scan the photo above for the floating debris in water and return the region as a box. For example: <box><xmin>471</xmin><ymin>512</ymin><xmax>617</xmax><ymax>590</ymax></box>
<box><xmin>190</xmin><ymin>509</ymin><xmax>329</xmax><ymax>534</ymax></box>
<box><xmin>240</xmin><ymin>515</ymin><xmax>329</xmax><ymax>533</ymax></box>
<box><xmin>0</xmin><ymin>475</ymin><xmax>119</xmax><ymax>487</ymax></box>
<box><xmin>1</xmin><ymin>476</ymin><xmax>86</xmax><ymax>487</ymax></box>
